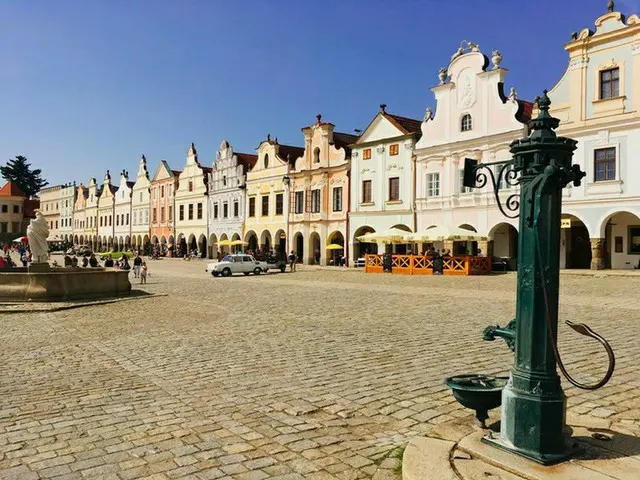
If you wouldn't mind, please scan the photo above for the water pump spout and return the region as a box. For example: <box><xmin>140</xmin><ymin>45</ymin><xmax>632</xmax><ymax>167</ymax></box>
<box><xmin>483</xmin><ymin>319</ymin><xmax>516</xmax><ymax>352</ymax></box>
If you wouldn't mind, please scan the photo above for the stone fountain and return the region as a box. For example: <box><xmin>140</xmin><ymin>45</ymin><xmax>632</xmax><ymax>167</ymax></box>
<box><xmin>0</xmin><ymin>211</ymin><xmax>131</xmax><ymax>301</ymax></box>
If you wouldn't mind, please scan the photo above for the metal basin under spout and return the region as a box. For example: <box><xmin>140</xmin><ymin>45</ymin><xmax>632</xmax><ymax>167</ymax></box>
<box><xmin>445</xmin><ymin>374</ymin><xmax>508</xmax><ymax>428</ymax></box>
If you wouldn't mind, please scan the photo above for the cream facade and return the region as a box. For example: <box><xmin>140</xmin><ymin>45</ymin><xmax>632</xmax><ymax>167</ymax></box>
<box><xmin>244</xmin><ymin>135</ymin><xmax>303</xmax><ymax>256</ymax></box>
<box><xmin>114</xmin><ymin>170</ymin><xmax>134</xmax><ymax>250</ymax></box>
<box><xmin>84</xmin><ymin>178</ymin><xmax>99</xmax><ymax>250</ymax></box>
<box><xmin>545</xmin><ymin>5</ymin><xmax>640</xmax><ymax>269</ymax></box>
<box><xmin>207</xmin><ymin>140</ymin><xmax>256</xmax><ymax>258</ymax></box>
<box><xmin>415</xmin><ymin>44</ymin><xmax>531</xmax><ymax>260</ymax></box>
<box><xmin>97</xmin><ymin>171</ymin><xmax>117</xmax><ymax>251</ymax></box>
<box><xmin>131</xmin><ymin>155</ymin><xmax>151</xmax><ymax>252</ymax></box>
<box><xmin>349</xmin><ymin>105</ymin><xmax>422</xmax><ymax>262</ymax></box>
<box><xmin>59</xmin><ymin>183</ymin><xmax>76</xmax><ymax>243</ymax></box>
<box><xmin>174</xmin><ymin>144</ymin><xmax>211</xmax><ymax>257</ymax></box>
<box><xmin>289</xmin><ymin>115</ymin><xmax>356</xmax><ymax>265</ymax></box>
<box><xmin>73</xmin><ymin>184</ymin><xmax>88</xmax><ymax>245</ymax></box>
<box><xmin>39</xmin><ymin>185</ymin><xmax>62</xmax><ymax>239</ymax></box>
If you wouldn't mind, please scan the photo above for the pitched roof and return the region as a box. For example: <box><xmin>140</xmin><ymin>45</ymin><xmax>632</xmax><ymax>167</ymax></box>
<box><xmin>278</xmin><ymin>144</ymin><xmax>305</xmax><ymax>165</ymax></box>
<box><xmin>383</xmin><ymin>113</ymin><xmax>422</xmax><ymax>135</ymax></box>
<box><xmin>332</xmin><ymin>132</ymin><xmax>360</xmax><ymax>149</ymax></box>
<box><xmin>171</xmin><ymin>170</ymin><xmax>182</xmax><ymax>177</ymax></box>
<box><xmin>236</xmin><ymin>152</ymin><xmax>258</xmax><ymax>170</ymax></box>
<box><xmin>0</xmin><ymin>181</ymin><xmax>26</xmax><ymax>197</ymax></box>
<box><xmin>126</xmin><ymin>181</ymin><xmax>135</xmax><ymax>189</ymax></box>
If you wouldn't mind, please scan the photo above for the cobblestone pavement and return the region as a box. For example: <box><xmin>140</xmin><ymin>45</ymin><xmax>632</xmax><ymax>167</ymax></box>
<box><xmin>1</xmin><ymin>260</ymin><xmax>639</xmax><ymax>479</ymax></box>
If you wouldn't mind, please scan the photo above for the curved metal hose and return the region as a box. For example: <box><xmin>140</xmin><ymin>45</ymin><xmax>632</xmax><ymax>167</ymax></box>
<box><xmin>533</xmin><ymin>198</ymin><xmax>615</xmax><ymax>390</ymax></box>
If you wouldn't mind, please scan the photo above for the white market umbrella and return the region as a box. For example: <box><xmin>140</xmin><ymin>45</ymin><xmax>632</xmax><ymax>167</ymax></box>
<box><xmin>357</xmin><ymin>227</ymin><xmax>412</xmax><ymax>244</ymax></box>
<box><xmin>404</xmin><ymin>225</ymin><xmax>488</xmax><ymax>243</ymax></box>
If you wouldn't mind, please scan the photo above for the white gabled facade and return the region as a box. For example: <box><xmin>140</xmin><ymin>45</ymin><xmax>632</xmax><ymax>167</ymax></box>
<box><xmin>545</xmin><ymin>5</ymin><xmax>640</xmax><ymax>270</ymax></box>
<box><xmin>59</xmin><ymin>183</ymin><xmax>76</xmax><ymax>243</ymax></box>
<box><xmin>414</xmin><ymin>44</ymin><xmax>531</xmax><ymax>259</ymax></box>
<box><xmin>131</xmin><ymin>155</ymin><xmax>151</xmax><ymax>252</ymax></box>
<box><xmin>97</xmin><ymin>171</ymin><xmax>117</xmax><ymax>251</ymax></box>
<box><xmin>207</xmin><ymin>140</ymin><xmax>256</xmax><ymax>257</ymax></box>
<box><xmin>348</xmin><ymin>105</ymin><xmax>422</xmax><ymax>262</ymax></box>
<box><xmin>174</xmin><ymin>143</ymin><xmax>210</xmax><ymax>257</ymax></box>
<box><xmin>114</xmin><ymin>170</ymin><xmax>134</xmax><ymax>250</ymax></box>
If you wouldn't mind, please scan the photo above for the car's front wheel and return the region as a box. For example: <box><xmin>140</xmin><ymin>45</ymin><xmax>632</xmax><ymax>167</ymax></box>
<box><xmin>253</xmin><ymin>267</ymin><xmax>261</xmax><ymax>275</ymax></box>
<box><xmin>212</xmin><ymin>272</ymin><xmax>219</xmax><ymax>277</ymax></box>
<box><xmin>222</xmin><ymin>268</ymin><xmax>231</xmax><ymax>277</ymax></box>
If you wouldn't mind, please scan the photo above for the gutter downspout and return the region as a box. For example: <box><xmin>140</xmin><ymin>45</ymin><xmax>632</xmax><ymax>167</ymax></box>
<box><xmin>346</xmin><ymin>169</ymin><xmax>350</xmax><ymax>267</ymax></box>
<box><xmin>411</xmin><ymin>152</ymin><xmax>417</xmax><ymax>234</ymax></box>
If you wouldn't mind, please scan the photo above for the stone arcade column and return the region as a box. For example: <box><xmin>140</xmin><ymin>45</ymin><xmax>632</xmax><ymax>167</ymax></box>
<box><xmin>590</xmin><ymin>238</ymin><xmax>605</xmax><ymax>270</ymax></box>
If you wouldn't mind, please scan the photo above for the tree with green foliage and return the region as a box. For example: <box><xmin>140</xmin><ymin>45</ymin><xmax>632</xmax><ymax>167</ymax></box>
<box><xmin>0</xmin><ymin>155</ymin><xmax>48</xmax><ymax>197</ymax></box>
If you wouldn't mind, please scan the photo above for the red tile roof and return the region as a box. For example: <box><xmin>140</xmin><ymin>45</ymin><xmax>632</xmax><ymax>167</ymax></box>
<box><xmin>383</xmin><ymin>113</ymin><xmax>422</xmax><ymax>135</ymax></box>
<box><xmin>236</xmin><ymin>153</ymin><xmax>258</xmax><ymax>170</ymax></box>
<box><xmin>278</xmin><ymin>144</ymin><xmax>305</xmax><ymax>165</ymax></box>
<box><xmin>0</xmin><ymin>181</ymin><xmax>27</xmax><ymax>197</ymax></box>
<box><xmin>332</xmin><ymin>132</ymin><xmax>360</xmax><ymax>149</ymax></box>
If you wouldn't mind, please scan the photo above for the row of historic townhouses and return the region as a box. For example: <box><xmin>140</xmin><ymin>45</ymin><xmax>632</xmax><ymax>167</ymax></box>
<box><xmin>40</xmin><ymin>185</ymin><xmax>62</xmax><ymax>239</ymax></box>
<box><xmin>415</xmin><ymin>44</ymin><xmax>531</xmax><ymax>261</ymax></box>
<box><xmin>545</xmin><ymin>4</ymin><xmax>640</xmax><ymax>270</ymax></box>
<box><xmin>113</xmin><ymin>170</ymin><xmax>135</xmax><ymax>251</ymax></box>
<box><xmin>131</xmin><ymin>155</ymin><xmax>151</xmax><ymax>253</ymax></box>
<box><xmin>0</xmin><ymin>181</ymin><xmax>28</xmax><ymax>242</ymax></box>
<box><xmin>97</xmin><ymin>171</ymin><xmax>118</xmax><ymax>251</ymax></box>
<box><xmin>348</xmin><ymin>104</ymin><xmax>422</xmax><ymax>262</ymax></box>
<box><xmin>59</xmin><ymin>183</ymin><xmax>76</xmax><ymax>243</ymax></box>
<box><xmin>244</xmin><ymin>135</ymin><xmax>303</xmax><ymax>258</ymax></box>
<box><xmin>207</xmin><ymin>140</ymin><xmax>257</xmax><ymax>258</ymax></box>
<box><xmin>73</xmin><ymin>184</ymin><xmax>88</xmax><ymax>245</ymax></box>
<box><xmin>84</xmin><ymin>178</ymin><xmax>100</xmax><ymax>251</ymax></box>
<box><xmin>289</xmin><ymin>115</ymin><xmax>356</xmax><ymax>265</ymax></box>
<box><xmin>174</xmin><ymin>143</ymin><xmax>211</xmax><ymax>258</ymax></box>
<box><xmin>150</xmin><ymin>160</ymin><xmax>180</xmax><ymax>253</ymax></box>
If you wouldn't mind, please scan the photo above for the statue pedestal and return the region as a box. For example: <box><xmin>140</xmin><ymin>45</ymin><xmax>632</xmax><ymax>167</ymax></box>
<box><xmin>28</xmin><ymin>263</ymin><xmax>51</xmax><ymax>273</ymax></box>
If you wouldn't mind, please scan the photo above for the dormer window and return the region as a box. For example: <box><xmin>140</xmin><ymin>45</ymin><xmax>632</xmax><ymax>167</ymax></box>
<box><xmin>313</xmin><ymin>147</ymin><xmax>320</xmax><ymax>163</ymax></box>
<box><xmin>461</xmin><ymin>114</ymin><xmax>473</xmax><ymax>132</ymax></box>
<box><xmin>264</xmin><ymin>154</ymin><xmax>270</xmax><ymax>169</ymax></box>
<box><xmin>600</xmin><ymin>68</ymin><xmax>619</xmax><ymax>99</ymax></box>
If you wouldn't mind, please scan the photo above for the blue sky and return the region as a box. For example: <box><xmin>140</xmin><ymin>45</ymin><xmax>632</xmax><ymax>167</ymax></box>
<box><xmin>1</xmin><ymin>0</ymin><xmax>637</xmax><ymax>187</ymax></box>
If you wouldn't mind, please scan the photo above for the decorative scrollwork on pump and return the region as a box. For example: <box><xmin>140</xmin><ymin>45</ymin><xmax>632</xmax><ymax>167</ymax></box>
<box><xmin>463</xmin><ymin>158</ymin><xmax>520</xmax><ymax>219</ymax></box>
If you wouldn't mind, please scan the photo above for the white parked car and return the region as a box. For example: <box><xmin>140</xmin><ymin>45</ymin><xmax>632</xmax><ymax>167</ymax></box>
<box><xmin>207</xmin><ymin>254</ymin><xmax>268</xmax><ymax>277</ymax></box>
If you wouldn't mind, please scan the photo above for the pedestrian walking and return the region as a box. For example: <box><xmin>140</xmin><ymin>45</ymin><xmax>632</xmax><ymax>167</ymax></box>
<box><xmin>140</xmin><ymin>262</ymin><xmax>148</xmax><ymax>284</ymax></box>
<box><xmin>288</xmin><ymin>250</ymin><xmax>296</xmax><ymax>272</ymax></box>
<box><xmin>133</xmin><ymin>253</ymin><xmax>142</xmax><ymax>278</ymax></box>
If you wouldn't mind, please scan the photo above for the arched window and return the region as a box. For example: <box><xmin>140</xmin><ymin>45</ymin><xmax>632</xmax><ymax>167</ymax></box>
<box><xmin>313</xmin><ymin>147</ymin><xmax>320</xmax><ymax>163</ymax></box>
<box><xmin>461</xmin><ymin>114</ymin><xmax>472</xmax><ymax>132</ymax></box>
<box><xmin>264</xmin><ymin>154</ymin><xmax>269</xmax><ymax>169</ymax></box>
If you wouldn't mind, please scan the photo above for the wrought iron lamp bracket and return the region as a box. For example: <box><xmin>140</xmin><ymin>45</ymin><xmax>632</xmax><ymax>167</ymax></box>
<box><xmin>463</xmin><ymin>158</ymin><xmax>520</xmax><ymax>219</ymax></box>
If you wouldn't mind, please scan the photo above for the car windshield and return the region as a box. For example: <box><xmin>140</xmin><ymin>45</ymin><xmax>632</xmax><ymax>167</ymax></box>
<box><xmin>221</xmin><ymin>255</ymin><xmax>233</xmax><ymax>262</ymax></box>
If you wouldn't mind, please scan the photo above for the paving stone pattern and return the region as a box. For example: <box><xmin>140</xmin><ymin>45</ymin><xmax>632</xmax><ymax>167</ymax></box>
<box><xmin>1</xmin><ymin>260</ymin><xmax>639</xmax><ymax>479</ymax></box>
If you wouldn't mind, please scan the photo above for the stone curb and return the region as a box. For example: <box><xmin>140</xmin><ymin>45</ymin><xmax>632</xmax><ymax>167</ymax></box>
<box><xmin>0</xmin><ymin>293</ymin><xmax>167</xmax><ymax>314</ymax></box>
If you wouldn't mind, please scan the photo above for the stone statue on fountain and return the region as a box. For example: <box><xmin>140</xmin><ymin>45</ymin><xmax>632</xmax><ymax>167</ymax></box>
<box><xmin>27</xmin><ymin>210</ymin><xmax>49</xmax><ymax>265</ymax></box>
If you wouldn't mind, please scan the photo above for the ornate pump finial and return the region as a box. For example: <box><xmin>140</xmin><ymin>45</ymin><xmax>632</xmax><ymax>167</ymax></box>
<box><xmin>316</xmin><ymin>114</ymin><xmax>322</xmax><ymax>124</ymax></box>
<box><xmin>380</xmin><ymin>103</ymin><xmax>387</xmax><ymax>113</ymax></box>
<box><xmin>528</xmin><ymin>90</ymin><xmax>560</xmax><ymax>140</ymax></box>
<box><xmin>608</xmin><ymin>0</ymin><xmax>614</xmax><ymax>13</ymax></box>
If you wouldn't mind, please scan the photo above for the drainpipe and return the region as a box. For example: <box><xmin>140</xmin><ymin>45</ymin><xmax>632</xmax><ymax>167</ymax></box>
<box><xmin>412</xmin><ymin>152</ymin><xmax>417</xmax><ymax>233</ymax></box>
<box><xmin>346</xmin><ymin>169</ymin><xmax>350</xmax><ymax>267</ymax></box>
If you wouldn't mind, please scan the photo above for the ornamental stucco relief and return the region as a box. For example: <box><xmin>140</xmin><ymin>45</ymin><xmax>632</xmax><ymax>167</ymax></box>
<box><xmin>457</xmin><ymin>70</ymin><xmax>476</xmax><ymax>109</ymax></box>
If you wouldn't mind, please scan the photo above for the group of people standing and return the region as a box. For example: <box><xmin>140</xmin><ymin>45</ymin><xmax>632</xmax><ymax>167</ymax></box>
<box><xmin>61</xmin><ymin>252</ymin><xmax>148</xmax><ymax>283</ymax></box>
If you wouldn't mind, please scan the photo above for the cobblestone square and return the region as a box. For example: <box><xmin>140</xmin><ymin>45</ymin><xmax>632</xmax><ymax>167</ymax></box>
<box><xmin>1</xmin><ymin>261</ymin><xmax>639</xmax><ymax>479</ymax></box>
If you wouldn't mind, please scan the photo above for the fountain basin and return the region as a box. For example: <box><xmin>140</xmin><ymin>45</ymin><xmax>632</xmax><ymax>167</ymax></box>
<box><xmin>0</xmin><ymin>267</ymin><xmax>132</xmax><ymax>301</ymax></box>
<box><xmin>445</xmin><ymin>374</ymin><xmax>508</xmax><ymax>428</ymax></box>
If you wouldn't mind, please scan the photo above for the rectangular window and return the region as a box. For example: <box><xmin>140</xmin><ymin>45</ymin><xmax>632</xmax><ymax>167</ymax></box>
<box><xmin>362</xmin><ymin>180</ymin><xmax>372</xmax><ymax>203</ymax></box>
<box><xmin>197</xmin><ymin>202</ymin><xmax>203</xmax><ymax>220</ymax></box>
<box><xmin>388</xmin><ymin>177</ymin><xmax>400</xmax><ymax>201</ymax></box>
<box><xmin>188</xmin><ymin>181</ymin><xmax>193</xmax><ymax>192</ymax></box>
<box><xmin>55</xmin><ymin>221</ymin><xmax>58</xmax><ymax>229</ymax></box>
<box><xmin>13</xmin><ymin>205</ymin><xmax>19</xmax><ymax>214</ymax></box>
<box><xmin>214</xmin><ymin>204</ymin><xmax>219</xmax><ymax>219</ymax></box>
<box><xmin>249</xmin><ymin>197</ymin><xmax>256</xmax><ymax>217</ymax></box>
<box><xmin>427</xmin><ymin>173</ymin><xmax>440</xmax><ymax>197</ymax></box>
<box><xmin>100</xmin><ymin>217</ymin><xmax>103</xmax><ymax>227</ymax></box>
<box><xmin>168</xmin><ymin>207</ymin><xmax>172</xmax><ymax>221</ymax></box>
<box><xmin>12</xmin><ymin>222</ymin><xmax>19</xmax><ymax>233</ymax></box>
<box><xmin>332</xmin><ymin>187</ymin><xmax>343</xmax><ymax>212</ymax></box>
<box><xmin>311</xmin><ymin>189</ymin><xmax>321</xmax><ymax>213</ymax></box>
<box><xmin>160</xmin><ymin>207</ymin><xmax>165</xmax><ymax>222</ymax></box>
<box><xmin>109</xmin><ymin>216</ymin><xmax>112</xmax><ymax>226</ymax></box>
<box><xmin>363</xmin><ymin>148</ymin><xmax>372</xmax><ymax>160</ymax></box>
<box><xmin>389</xmin><ymin>144</ymin><xmax>399</xmax><ymax>156</ymax></box>
<box><xmin>161</xmin><ymin>186</ymin><xmax>165</xmax><ymax>197</ymax></box>
<box><xmin>188</xmin><ymin>203</ymin><xmax>194</xmax><ymax>220</ymax></box>
<box><xmin>600</xmin><ymin>68</ymin><xmax>619</xmax><ymax>100</ymax></box>
<box><xmin>179</xmin><ymin>205</ymin><xmax>184</xmax><ymax>221</ymax></box>
<box><xmin>0</xmin><ymin>223</ymin><xmax>7</xmax><ymax>233</ymax></box>
<box><xmin>459</xmin><ymin>170</ymin><xmax>471</xmax><ymax>194</ymax></box>
<box><xmin>1</xmin><ymin>205</ymin><xmax>6</xmax><ymax>213</ymax></box>
<box><xmin>295</xmin><ymin>191</ymin><xmax>304</xmax><ymax>214</ymax></box>
<box><xmin>233</xmin><ymin>201</ymin><xmax>239</xmax><ymax>217</ymax></box>
<box><xmin>223</xmin><ymin>203</ymin><xmax>228</xmax><ymax>218</ymax></box>
<box><xmin>153</xmin><ymin>208</ymin><xmax>157</xmax><ymax>223</ymax></box>
<box><xmin>276</xmin><ymin>193</ymin><xmax>283</xmax><ymax>215</ymax></box>
<box><xmin>116</xmin><ymin>215</ymin><xmax>120</xmax><ymax>226</ymax></box>
<box><xmin>594</xmin><ymin>147</ymin><xmax>616</xmax><ymax>182</ymax></box>
<box><xmin>261</xmin><ymin>195</ymin><xmax>269</xmax><ymax>217</ymax></box>
<box><xmin>139</xmin><ymin>192</ymin><xmax>143</xmax><ymax>202</ymax></box>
